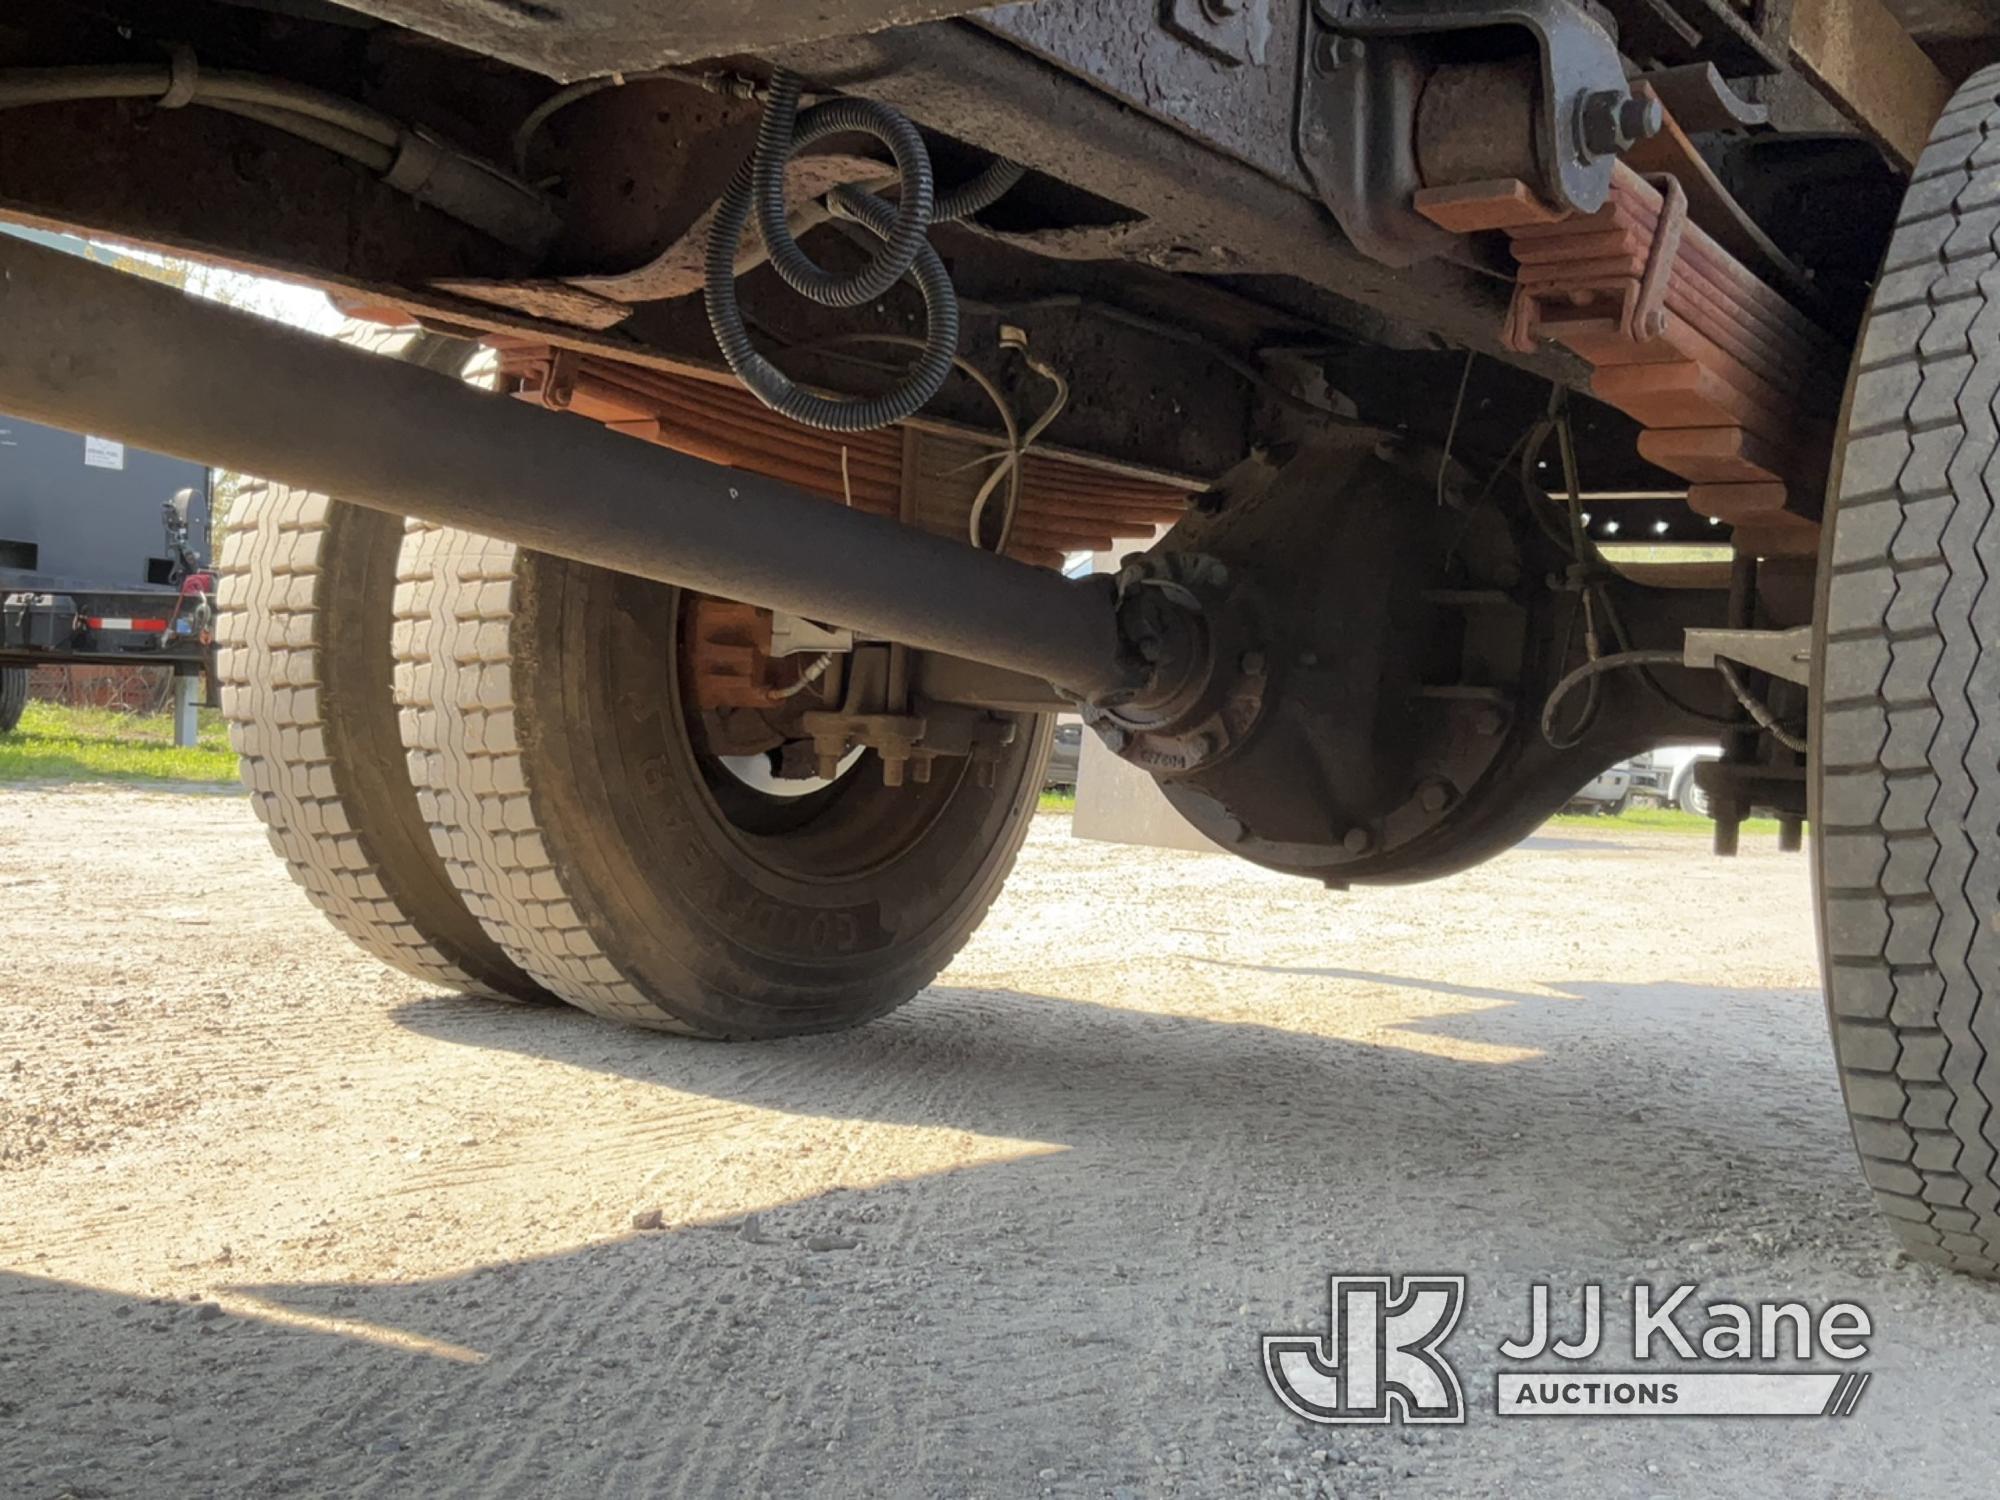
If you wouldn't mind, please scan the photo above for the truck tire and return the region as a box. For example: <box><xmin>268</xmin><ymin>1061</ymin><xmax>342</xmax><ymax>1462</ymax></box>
<box><xmin>393</xmin><ymin>525</ymin><xmax>1050</xmax><ymax>1037</ymax></box>
<box><xmin>0</xmin><ymin>667</ymin><xmax>25</xmax><ymax>735</ymax></box>
<box><xmin>1815</xmin><ymin>64</ymin><xmax>2000</xmax><ymax>1277</ymax></box>
<box><xmin>218</xmin><ymin>482</ymin><xmax>541</xmax><ymax>1000</ymax></box>
<box><xmin>1671</xmin><ymin>758</ymin><xmax>1713</xmax><ymax>818</ymax></box>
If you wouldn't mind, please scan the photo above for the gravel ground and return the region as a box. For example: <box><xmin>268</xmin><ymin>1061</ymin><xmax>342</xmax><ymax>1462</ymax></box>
<box><xmin>4</xmin><ymin>785</ymin><xmax>1999</xmax><ymax>1499</ymax></box>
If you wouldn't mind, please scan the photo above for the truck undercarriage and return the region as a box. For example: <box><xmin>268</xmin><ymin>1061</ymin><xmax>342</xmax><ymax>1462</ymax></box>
<box><xmin>3</xmin><ymin>0</ymin><xmax>1996</xmax><ymax>1273</ymax></box>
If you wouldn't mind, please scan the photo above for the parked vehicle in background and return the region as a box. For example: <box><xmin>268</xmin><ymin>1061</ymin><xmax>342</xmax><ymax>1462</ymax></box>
<box><xmin>0</xmin><ymin>398</ymin><xmax>216</xmax><ymax>745</ymax></box>
<box><xmin>1564</xmin><ymin>763</ymin><xmax>1634</xmax><ymax>815</ymax></box>
<box><xmin>1667</xmin><ymin>751</ymin><xmax>1721</xmax><ymax>818</ymax></box>
<box><xmin>1044</xmin><ymin>720</ymin><xmax>1082</xmax><ymax>791</ymax></box>
<box><xmin>1616</xmin><ymin>747</ymin><xmax>1723</xmax><ymax>816</ymax></box>
<box><xmin>1617</xmin><ymin>752</ymin><xmax>1671</xmax><ymax>808</ymax></box>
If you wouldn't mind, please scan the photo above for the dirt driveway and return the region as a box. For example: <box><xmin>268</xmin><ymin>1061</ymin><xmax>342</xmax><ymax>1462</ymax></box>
<box><xmin>3</xmin><ymin>785</ymin><xmax>1997</xmax><ymax>1498</ymax></box>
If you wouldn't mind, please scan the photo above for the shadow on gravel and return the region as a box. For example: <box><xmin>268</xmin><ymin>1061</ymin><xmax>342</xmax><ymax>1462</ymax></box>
<box><xmin>387</xmin><ymin>973</ymin><xmax>1833</xmax><ymax>1151</ymax></box>
<box><xmin>2</xmin><ymin>979</ymin><xmax>1923</xmax><ymax>1500</ymax></box>
<box><xmin>0</xmin><ymin>798</ymin><xmax>1964</xmax><ymax>1497</ymax></box>
<box><xmin>379</xmin><ymin>976</ymin><xmax>1862</xmax><ymax>1287</ymax></box>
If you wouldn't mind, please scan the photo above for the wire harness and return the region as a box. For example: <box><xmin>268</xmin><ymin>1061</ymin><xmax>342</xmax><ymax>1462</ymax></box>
<box><xmin>705</xmin><ymin>70</ymin><xmax>1024</xmax><ymax>433</ymax></box>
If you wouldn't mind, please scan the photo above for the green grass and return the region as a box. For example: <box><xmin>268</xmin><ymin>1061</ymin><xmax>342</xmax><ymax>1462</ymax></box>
<box><xmin>1549</xmin><ymin>802</ymin><xmax>1782</xmax><ymax>836</ymax></box>
<box><xmin>0</xmin><ymin>717</ymin><xmax>1790</xmax><ymax>834</ymax></box>
<box><xmin>0</xmin><ymin>701</ymin><xmax>238</xmax><ymax>786</ymax></box>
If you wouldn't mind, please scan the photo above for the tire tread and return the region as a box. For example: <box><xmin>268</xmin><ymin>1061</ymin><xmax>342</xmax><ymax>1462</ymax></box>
<box><xmin>218</xmin><ymin>482</ymin><xmax>528</xmax><ymax>996</ymax></box>
<box><xmin>391</xmin><ymin>523</ymin><xmax>693</xmax><ymax>1031</ymax></box>
<box><xmin>1820</xmin><ymin>79</ymin><xmax>2000</xmax><ymax>1275</ymax></box>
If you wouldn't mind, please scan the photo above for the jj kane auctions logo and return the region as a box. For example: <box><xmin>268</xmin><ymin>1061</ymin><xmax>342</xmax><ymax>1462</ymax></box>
<box><xmin>1263</xmin><ymin>1276</ymin><xmax>1873</xmax><ymax>1424</ymax></box>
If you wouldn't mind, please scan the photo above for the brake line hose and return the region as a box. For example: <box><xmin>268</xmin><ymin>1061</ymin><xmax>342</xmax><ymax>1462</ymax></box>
<box><xmin>705</xmin><ymin>69</ymin><xmax>1025</xmax><ymax>433</ymax></box>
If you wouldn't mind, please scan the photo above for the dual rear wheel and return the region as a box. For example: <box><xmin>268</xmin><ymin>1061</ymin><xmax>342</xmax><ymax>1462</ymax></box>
<box><xmin>391</xmin><ymin>526</ymin><xmax>1048</xmax><ymax>1036</ymax></box>
<box><xmin>216</xmin><ymin>331</ymin><xmax>1047</xmax><ymax>1037</ymax></box>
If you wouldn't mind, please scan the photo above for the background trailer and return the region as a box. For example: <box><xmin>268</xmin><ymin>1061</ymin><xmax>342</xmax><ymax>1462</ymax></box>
<box><xmin>0</xmin><ymin>412</ymin><xmax>214</xmax><ymax>745</ymax></box>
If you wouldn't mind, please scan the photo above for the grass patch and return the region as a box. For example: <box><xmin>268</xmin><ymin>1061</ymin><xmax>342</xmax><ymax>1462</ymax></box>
<box><xmin>0</xmin><ymin>700</ymin><xmax>238</xmax><ymax>786</ymax></box>
<box><xmin>1039</xmin><ymin>788</ymin><xmax>1076</xmax><ymax>814</ymax></box>
<box><xmin>1550</xmin><ymin>803</ymin><xmax>1782</xmax><ymax>836</ymax></box>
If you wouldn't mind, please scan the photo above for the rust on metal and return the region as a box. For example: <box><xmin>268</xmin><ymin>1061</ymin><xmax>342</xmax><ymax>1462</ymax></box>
<box><xmin>1412</xmin><ymin>178</ymin><xmax>1567</xmax><ymax>234</ymax></box>
<box><xmin>1619</xmin><ymin>83</ymin><xmax>1815</xmax><ymax>306</ymax></box>
<box><xmin>1788</xmin><ymin>0</ymin><xmax>1953</xmax><ymax>170</ymax></box>
<box><xmin>685</xmin><ymin>598</ymin><xmax>781</xmax><ymax>709</ymax></box>
<box><xmin>1414</xmin><ymin>61</ymin><xmax>1541</xmax><ymax>190</ymax></box>
<box><xmin>1501</xmin><ymin>157</ymin><xmax>1841</xmax><ymax>557</ymax></box>
<box><xmin>488</xmin><ymin>340</ymin><xmax>1193</xmax><ymax>571</ymax></box>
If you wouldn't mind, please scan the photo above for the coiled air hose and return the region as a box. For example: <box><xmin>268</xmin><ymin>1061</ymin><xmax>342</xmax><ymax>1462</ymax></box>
<box><xmin>705</xmin><ymin>70</ymin><xmax>1026</xmax><ymax>433</ymax></box>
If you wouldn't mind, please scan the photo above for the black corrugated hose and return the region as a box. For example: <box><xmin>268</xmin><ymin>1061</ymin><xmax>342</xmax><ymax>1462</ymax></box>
<box><xmin>705</xmin><ymin>69</ymin><xmax>1025</xmax><ymax>433</ymax></box>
